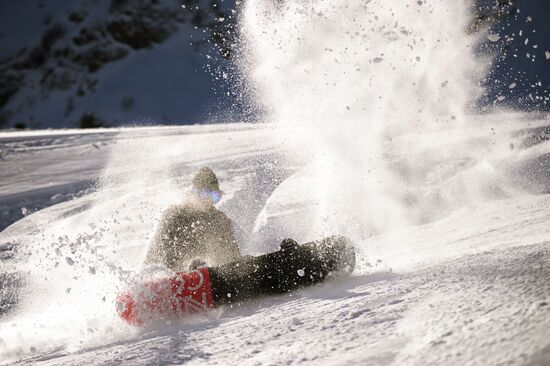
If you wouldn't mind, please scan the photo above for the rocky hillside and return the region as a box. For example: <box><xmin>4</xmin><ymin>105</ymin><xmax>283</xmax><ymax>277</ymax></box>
<box><xmin>0</xmin><ymin>0</ymin><xmax>547</xmax><ymax>129</ymax></box>
<box><xmin>0</xmin><ymin>0</ymin><xmax>237</xmax><ymax>129</ymax></box>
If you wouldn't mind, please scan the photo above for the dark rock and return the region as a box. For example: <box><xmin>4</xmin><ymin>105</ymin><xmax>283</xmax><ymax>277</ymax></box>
<box><xmin>41</xmin><ymin>23</ymin><xmax>67</xmax><ymax>52</ymax></box>
<box><xmin>107</xmin><ymin>18</ymin><xmax>171</xmax><ymax>50</ymax></box>
<box><xmin>0</xmin><ymin>72</ymin><xmax>21</xmax><ymax>107</ymax></box>
<box><xmin>72</xmin><ymin>46</ymin><xmax>129</xmax><ymax>73</ymax></box>
<box><xmin>73</xmin><ymin>27</ymin><xmax>101</xmax><ymax>46</ymax></box>
<box><xmin>68</xmin><ymin>11</ymin><xmax>86</xmax><ymax>23</ymax></box>
<box><xmin>79</xmin><ymin>112</ymin><xmax>108</xmax><ymax>128</ymax></box>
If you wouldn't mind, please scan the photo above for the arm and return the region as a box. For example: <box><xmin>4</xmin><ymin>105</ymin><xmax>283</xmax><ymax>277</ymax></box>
<box><xmin>219</xmin><ymin>216</ymin><xmax>241</xmax><ymax>261</ymax></box>
<box><xmin>144</xmin><ymin>209</ymin><xmax>177</xmax><ymax>269</ymax></box>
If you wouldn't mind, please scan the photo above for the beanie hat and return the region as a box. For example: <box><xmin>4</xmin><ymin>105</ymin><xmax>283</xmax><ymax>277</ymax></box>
<box><xmin>192</xmin><ymin>167</ymin><xmax>220</xmax><ymax>192</ymax></box>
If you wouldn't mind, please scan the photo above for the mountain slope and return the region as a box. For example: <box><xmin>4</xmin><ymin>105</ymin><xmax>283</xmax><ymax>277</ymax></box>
<box><xmin>0</xmin><ymin>117</ymin><xmax>549</xmax><ymax>365</ymax></box>
<box><xmin>0</xmin><ymin>0</ymin><xmax>236</xmax><ymax>129</ymax></box>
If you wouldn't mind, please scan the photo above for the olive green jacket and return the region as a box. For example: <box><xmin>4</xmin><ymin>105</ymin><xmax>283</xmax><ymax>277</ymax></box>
<box><xmin>144</xmin><ymin>202</ymin><xmax>240</xmax><ymax>272</ymax></box>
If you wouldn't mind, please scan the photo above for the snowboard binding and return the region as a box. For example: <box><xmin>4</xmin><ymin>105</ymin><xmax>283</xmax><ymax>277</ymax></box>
<box><xmin>189</xmin><ymin>258</ymin><xmax>207</xmax><ymax>270</ymax></box>
<box><xmin>279</xmin><ymin>238</ymin><xmax>299</xmax><ymax>251</ymax></box>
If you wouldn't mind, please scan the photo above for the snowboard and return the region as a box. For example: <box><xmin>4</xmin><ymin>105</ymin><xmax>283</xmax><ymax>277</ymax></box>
<box><xmin>117</xmin><ymin>235</ymin><xmax>355</xmax><ymax>326</ymax></box>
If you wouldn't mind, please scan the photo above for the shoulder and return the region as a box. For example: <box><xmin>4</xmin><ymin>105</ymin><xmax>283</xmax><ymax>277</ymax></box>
<box><xmin>161</xmin><ymin>204</ymin><xmax>192</xmax><ymax>220</ymax></box>
<box><xmin>162</xmin><ymin>205</ymin><xmax>180</xmax><ymax>217</ymax></box>
<box><xmin>213</xmin><ymin>209</ymin><xmax>232</xmax><ymax>225</ymax></box>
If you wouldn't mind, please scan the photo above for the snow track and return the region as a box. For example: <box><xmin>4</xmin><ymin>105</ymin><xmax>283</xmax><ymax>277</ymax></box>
<box><xmin>1</xmin><ymin>121</ymin><xmax>549</xmax><ymax>365</ymax></box>
<box><xmin>9</xmin><ymin>242</ymin><xmax>550</xmax><ymax>366</ymax></box>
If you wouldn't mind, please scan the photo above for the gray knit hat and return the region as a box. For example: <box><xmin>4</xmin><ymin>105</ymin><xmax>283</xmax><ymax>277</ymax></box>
<box><xmin>192</xmin><ymin>167</ymin><xmax>220</xmax><ymax>192</ymax></box>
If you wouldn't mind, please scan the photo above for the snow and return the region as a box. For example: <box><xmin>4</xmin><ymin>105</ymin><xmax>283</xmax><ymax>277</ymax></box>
<box><xmin>1</xmin><ymin>0</ymin><xmax>550</xmax><ymax>364</ymax></box>
<box><xmin>0</xmin><ymin>115</ymin><xmax>549</xmax><ymax>365</ymax></box>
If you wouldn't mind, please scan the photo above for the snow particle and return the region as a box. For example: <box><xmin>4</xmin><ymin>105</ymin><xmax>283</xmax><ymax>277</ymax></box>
<box><xmin>65</xmin><ymin>257</ymin><xmax>75</xmax><ymax>266</ymax></box>
<box><xmin>508</xmin><ymin>82</ymin><xmax>517</xmax><ymax>89</ymax></box>
<box><xmin>227</xmin><ymin>293</ymin><xmax>232</xmax><ymax>298</ymax></box>
<box><xmin>297</xmin><ymin>269</ymin><xmax>305</xmax><ymax>277</ymax></box>
<box><xmin>545</xmin><ymin>51</ymin><xmax>550</xmax><ymax>60</ymax></box>
<box><xmin>372</xmin><ymin>57</ymin><xmax>383</xmax><ymax>63</ymax></box>
<box><xmin>497</xmin><ymin>96</ymin><xmax>506</xmax><ymax>101</ymax></box>
<box><xmin>487</xmin><ymin>34</ymin><xmax>500</xmax><ymax>42</ymax></box>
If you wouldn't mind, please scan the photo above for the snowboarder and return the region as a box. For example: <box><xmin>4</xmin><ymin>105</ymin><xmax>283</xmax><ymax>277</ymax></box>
<box><xmin>144</xmin><ymin>167</ymin><xmax>240</xmax><ymax>272</ymax></box>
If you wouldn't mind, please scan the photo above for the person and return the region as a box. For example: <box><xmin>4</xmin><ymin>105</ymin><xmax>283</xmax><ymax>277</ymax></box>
<box><xmin>144</xmin><ymin>167</ymin><xmax>241</xmax><ymax>272</ymax></box>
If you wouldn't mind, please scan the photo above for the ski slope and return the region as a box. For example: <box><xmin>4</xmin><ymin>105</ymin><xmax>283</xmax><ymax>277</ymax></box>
<box><xmin>0</xmin><ymin>116</ymin><xmax>549</xmax><ymax>365</ymax></box>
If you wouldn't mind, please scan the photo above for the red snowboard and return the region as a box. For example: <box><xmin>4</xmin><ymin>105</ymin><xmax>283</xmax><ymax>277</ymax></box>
<box><xmin>116</xmin><ymin>268</ymin><xmax>214</xmax><ymax>326</ymax></box>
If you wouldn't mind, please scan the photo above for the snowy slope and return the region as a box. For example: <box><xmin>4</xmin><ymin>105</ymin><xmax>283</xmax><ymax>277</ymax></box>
<box><xmin>0</xmin><ymin>115</ymin><xmax>549</xmax><ymax>365</ymax></box>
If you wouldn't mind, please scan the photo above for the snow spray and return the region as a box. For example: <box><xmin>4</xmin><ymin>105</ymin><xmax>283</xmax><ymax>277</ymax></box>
<box><xmin>0</xmin><ymin>131</ymin><xmax>194</xmax><ymax>363</ymax></box>
<box><xmin>238</xmin><ymin>0</ymin><xmax>534</xmax><ymax>243</ymax></box>
<box><xmin>0</xmin><ymin>124</ymin><xmax>281</xmax><ymax>362</ymax></box>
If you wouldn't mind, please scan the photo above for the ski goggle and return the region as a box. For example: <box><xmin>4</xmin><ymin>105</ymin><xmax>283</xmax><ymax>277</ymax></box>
<box><xmin>195</xmin><ymin>189</ymin><xmax>222</xmax><ymax>204</ymax></box>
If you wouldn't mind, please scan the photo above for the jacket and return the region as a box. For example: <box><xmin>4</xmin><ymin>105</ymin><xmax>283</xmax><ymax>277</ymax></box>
<box><xmin>144</xmin><ymin>201</ymin><xmax>240</xmax><ymax>271</ymax></box>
